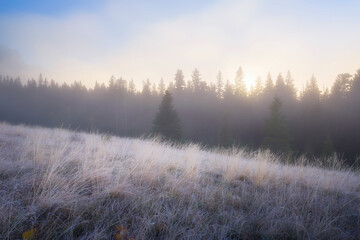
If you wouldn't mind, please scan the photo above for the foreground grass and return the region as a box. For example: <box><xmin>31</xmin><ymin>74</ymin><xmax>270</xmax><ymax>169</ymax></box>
<box><xmin>0</xmin><ymin>123</ymin><xmax>359</xmax><ymax>239</ymax></box>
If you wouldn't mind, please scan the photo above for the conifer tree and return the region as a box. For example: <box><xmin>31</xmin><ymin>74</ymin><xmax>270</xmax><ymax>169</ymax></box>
<box><xmin>331</xmin><ymin>73</ymin><xmax>352</xmax><ymax>100</ymax></box>
<box><xmin>234</xmin><ymin>67</ymin><xmax>247</xmax><ymax>96</ymax></box>
<box><xmin>350</xmin><ymin>69</ymin><xmax>360</xmax><ymax>93</ymax></box>
<box><xmin>253</xmin><ymin>76</ymin><xmax>263</xmax><ymax>96</ymax></box>
<box><xmin>128</xmin><ymin>80</ymin><xmax>136</xmax><ymax>93</ymax></box>
<box><xmin>285</xmin><ymin>70</ymin><xmax>296</xmax><ymax>97</ymax></box>
<box><xmin>152</xmin><ymin>90</ymin><xmax>182</xmax><ymax>141</ymax></box>
<box><xmin>223</xmin><ymin>79</ymin><xmax>233</xmax><ymax>98</ymax></box>
<box><xmin>275</xmin><ymin>73</ymin><xmax>286</xmax><ymax>98</ymax></box>
<box><xmin>262</xmin><ymin>97</ymin><xmax>291</xmax><ymax>153</ymax></box>
<box><xmin>302</xmin><ymin>74</ymin><xmax>320</xmax><ymax>103</ymax></box>
<box><xmin>108</xmin><ymin>76</ymin><xmax>116</xmax><ymax>89</ymax></box>
<box><xmin>349</xmin><ymin>69</ymin><xmax>360</xmax><ymax>102</ymax></box>
<box><xmin>151</xmin><ymin>82</ymin><xmax>157</xmax><ymax>95</ymax></box>
<box><xmin>191</xmin><ymin>68</ymin><xmax>201</xmax><ymax>91</ymax></box>
<box><xmin>167</xmin><ymin>81</ymin><xmax>175</xmax><ymax>91</ymax></box>
<box><xmin>38</xmin><ymin>73</ymin><xmax>44</xmax><ymax>86</ymax></box>
<box><xmin>264</xmin><ymin>72</ymin><xmax>274</xmax><ymax>94</ymax></box>
<box><xmin>216</xmin><ymin>70</ymin><xmax>224</xmax><ymax>98</ymax></box>
<box><xmin>275</xmin><ymin>73</ymin><xmax>285</xmax><ymax>89</ymax></box>
<box><xmin>142</xmin><ymin>79</ymin><xmax>151</xmax><ymax>96</ymax></box>
<box><xmin>158</xmin><ymin>78</ymin><xmax>165</xmax><ymax>95</ymax></box>
<box><xmin>174</xmin><ymin>69</ymin><xmax>185</xmax><ymax>91</ymax></box>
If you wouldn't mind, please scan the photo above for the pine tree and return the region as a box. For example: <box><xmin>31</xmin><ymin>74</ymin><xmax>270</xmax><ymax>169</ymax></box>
<box><xmin>142</xmin><ymin>79</ymin><xmax>151</xmax><ymax>96</ymax></box>
<box><xmin>167</xmin><ymin>81</ymin><xmax>175</xmax><ymax>92</ymax></box>
<box><xmin>349</xmin><ymin>69</ymin><xmax>360</xmax><ymax>102</ymax></box>
<box><xmin>262</xmin><ymin>97</ymin><xmax>291</xmax><ymax>153</ymax></box>
<box><xmin>275</xmin><ymin>73</ymin><xmax>286</xmax><ymax>98</ymax></box>
<box><xmin>285</xmin><ymin>70</ymin><xmax>296</xmax><ymax>97</ymax></box>
<box><xmin>331</xmin><ymin>73</ymin><xmax>352</xmax><ymax>100</ymax></box>
<box><xmin>275</xmin><ymin>73</ymin><xmax>285</xmax><ymax>89</ymax></box>
<box><xmin>191</xmin><ymin>68</ymin><xmax>201</xmax><ymax>91</ymax></box>
<box><xmin>223</xmin><ymin>79</ymin><xmax>233</xmax><ymax>98</ymax></box>
<box><xmin>108</xmin><ymin>76</ymin><xmax>116</xmax><ymax>89</ymax></box>
<box><xmin>216</xmin><ymin>70</ymin><xmax>224</xmax><ymax>98</ymax></box>
<box><xmin>151</xmin><ymin>82</ymin><xmax>157</xmax><ymax>95</ymax></box>
<box><xmin>199</xmin><ymin>81</ymin><xmax>208</xmax><ymax>92</ymax></box>
<box><xmin>264</xmin><ymin>72</ymin><xmax>274</xmax><ymax>94</ymax></box>
<box><xmin>152</xmin><ymin>90</ymin><xmax>182</xmax><ymax>141</ymax></box>
<box><xmin>253</xmin><ymin>76</ymin><xmax>263</xmax><ymax>96</ymax></box>
<box><xmin>234</xmin><ymin>67</ymin><xmax>247</xmax><ymax>96</ymax></box>
<box><xmin>302</xmin><ymin>74</ymin><xmax>320</xmax><ymax>103</ymax></box>
<box><xmin>128</xmin><ymin>79</ymin><xmax>136</xmax><ymax>93</ymax></box>
<box><xmin>322</xmin><ymin>87</ymin><xmax>330</xmax><ymax>101</ymax></box>
<box><xmin>174</xmin><ymin>69</ymin><xmax>185</xmax><ymax>91</ymax></box>
<box><xmin>350</xmin><ymin>69</ymin><xmax>360</xmax><ymax>94</ymax></box>
<box><xmin>209</xmin><ymin>82</ymin><xmax>217</xmax><ymax>93</ymax></box>
<box><xmin>118</xmin><ymin>78</ymin><xmax>128</xmax><ymax>91</ymax></box>
<box><xmin>158</xmin><ymin>78</ymin><xmax>165</xmax><ymax>95</ymax></box>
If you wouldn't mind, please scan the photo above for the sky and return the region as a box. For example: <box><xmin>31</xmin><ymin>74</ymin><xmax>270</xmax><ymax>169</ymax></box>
<box><xmin>0</xmin><ymin>0</ymin><xmax>359</xmax><ymax>90</ymax></box>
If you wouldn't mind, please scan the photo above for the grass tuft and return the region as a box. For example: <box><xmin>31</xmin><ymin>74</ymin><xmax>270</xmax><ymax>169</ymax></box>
<box><xmin>0</xmin><ymin>122</ymin><xmax>359</xmax><ymax>239</ymax></box>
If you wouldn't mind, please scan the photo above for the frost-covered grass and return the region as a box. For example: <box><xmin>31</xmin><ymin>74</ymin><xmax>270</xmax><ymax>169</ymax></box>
<box><xmin>0</xmin><ymin>122</ymin><xmax>359</xmax><ymax>239</ymax></box>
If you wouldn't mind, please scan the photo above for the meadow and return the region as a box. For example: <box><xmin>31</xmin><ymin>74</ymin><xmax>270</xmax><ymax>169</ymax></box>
<box><xmin>0</xmin><ymin>123</ymin><xmax>359</xmax><ymax>239</ymax></box>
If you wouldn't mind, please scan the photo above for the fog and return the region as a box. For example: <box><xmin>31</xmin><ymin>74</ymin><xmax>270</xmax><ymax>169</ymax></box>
<box><xmin>1</xmin><ymin>2</ymin><xmax>360</xmax><ymax>239</ymax></box>
<box><xmin>1</xmin><ymin>0</ymin><xmax>360</xmax><ymax>164</ymax></box>
<box><xmin>1</xmin><ymin>68</ymin><xmax>359</xmax><ymax>166</ymax></box>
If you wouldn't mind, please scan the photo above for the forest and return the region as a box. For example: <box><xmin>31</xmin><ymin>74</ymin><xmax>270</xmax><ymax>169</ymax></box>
<box><xmin>0</xmin><ymin>67</ymin><xmax>359</xmax><ymax>166</ymax></box>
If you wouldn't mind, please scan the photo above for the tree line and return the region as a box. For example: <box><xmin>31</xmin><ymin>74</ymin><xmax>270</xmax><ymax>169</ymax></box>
<box><xmin>0</xmin><ymin>67</ymin><xmax>359</xmax><ymax>166</ymax></box>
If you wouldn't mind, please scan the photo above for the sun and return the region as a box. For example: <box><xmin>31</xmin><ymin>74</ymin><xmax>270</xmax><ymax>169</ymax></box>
<box><xmin>243</xmin><ymin>75</ymin><xmax>257</xmax><ymax>92</ymax></box>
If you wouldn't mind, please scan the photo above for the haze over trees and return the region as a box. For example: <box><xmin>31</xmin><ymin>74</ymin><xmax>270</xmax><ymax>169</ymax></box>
<box><xmin>0</xmin><ymin>68</ymin><xmax>360</xmax><ymax>166</ymax></box>
<box><xmin>262</xmin><ymin>97</ymin><xmax>291</xmax><ymax>154</ymax></box>
<box><xmin>152</xmin><ymin>90</ymin><xmax>182</xmax><ymax>141</ymax></box>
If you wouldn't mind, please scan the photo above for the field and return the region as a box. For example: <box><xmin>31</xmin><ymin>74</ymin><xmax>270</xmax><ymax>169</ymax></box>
<box><xmin>0</xmin><ymin>123</ymin><xmax>359</xmax><ymax>239</ymax></box>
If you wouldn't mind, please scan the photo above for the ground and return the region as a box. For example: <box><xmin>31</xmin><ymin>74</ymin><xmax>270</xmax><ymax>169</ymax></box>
<box><xmin>0</xmin><ymin>123</ymin><xmax>359</xmax><ymax>239</ymax></box>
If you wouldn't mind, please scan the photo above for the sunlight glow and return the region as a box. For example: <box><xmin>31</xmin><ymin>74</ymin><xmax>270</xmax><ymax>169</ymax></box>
<box><xmin>0</xmin><ymin>0</ymin><xmax>359</xmax><ymax>89</ymax></box>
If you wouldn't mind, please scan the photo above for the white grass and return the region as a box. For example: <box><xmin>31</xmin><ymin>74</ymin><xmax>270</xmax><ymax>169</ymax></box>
<box><xmin>0</xmin><ymin>122</ymin><xmax>359</xmax><ymax>239</ymax></box>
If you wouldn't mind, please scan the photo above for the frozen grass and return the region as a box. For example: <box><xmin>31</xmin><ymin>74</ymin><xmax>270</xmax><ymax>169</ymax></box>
<box><xmin>0</xmin><ymin>122</ymin><xmax>359</xmax><ymax>239</ymax></box>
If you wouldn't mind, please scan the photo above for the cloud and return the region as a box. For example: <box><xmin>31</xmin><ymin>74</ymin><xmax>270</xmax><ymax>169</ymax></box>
<box><xmin>0</xmin><ymin>0</ymin><xmax>359</xmax><ymax>89</ymax></box>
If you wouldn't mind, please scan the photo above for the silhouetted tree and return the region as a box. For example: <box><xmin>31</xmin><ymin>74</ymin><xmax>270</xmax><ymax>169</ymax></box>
<box><xmin>234</xmin><ymin>67</ymin><xmax>246</xmax><ymax>96</ymax></box>
<box><xmin>1</xmin><ymin>68</ymin><xmax>360</xmax><ymax>165</ymax></box>
<box><xmin>38</xmin><ymin>74</ymin><xmax>44</xmax><ymax>87</ymax></box>
<box><xmin>158</xmin><ymin>78</ymin><xmax>165</xmax><ymax>95</ymax></box>
<box><xmin>350</xmin><ymin>69</ymin><xmax>360</xmax><ymax>96</ymax></box>
<box><xmin>285</xmin><ymin>70</ymin><xmax>296</xmax><ymax>98</ymax></box>
<box><xmin>167</xmin><ymin>81</ymin><xmax>175</xmax><ymax>92</ymax></box>
<box><xmin>142</xmin><ymin>79</ymin><xmax>151</xmax><ymax>96</ymax></box>
<box><xmin>275</xmin><ymin>73</ymin><xmax>287</xmax><ymax>99</ymax></box>
<box><xmin>152</xmin><ymin>90</ymin><xmax>182</xmax><ymax>141</ymax></box>
<box><xmin>128</xmin><ymin>80</ymin><xmax>136</xmax><ymax>93</ymax></box>
<box><xmin>174</xmin><ymin>69</ymin><xmax>185</xmax><ymax>91</ymax></box>
<box><xmin>264</xmin><ymin>72</ymin><xmax>274</xmax><ymax>94</ymax></box>
<box><xmin>216</xmin><ymin>70</ymin><xmax>223</xmax><ymax>98</ymax></box>
<box><xmin>223</xmin><ymin>80</ymin><xmax>233</xmax><ymax>99</ymax></box>
<box><xmin>151</xmin><ymin>82</ymin><xmax>157</xmax><ymax>95</ymax></box>
<box><xmin>191</xmin><ymin>68</ymin><xmax>201</xmax><ymax>91</ymax></box>
<box><xmin>331</xmin><ymin>73</ymin><xmax>352</xmax><ymax>100</ymax></box>
<box><xmin>262</xmin><ymin>97</ymin><xmax>291</xmax><ymax>153</ymax></box>
<box><xmin>302</xmin><ymin>74</ymin><xmax>320</xmax><ymax>103</ymax></box>
<box><xmin>253</xmin><ymin>76</ymin><xmax>263</xmax><ymax>96</ymax></box>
